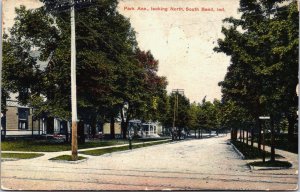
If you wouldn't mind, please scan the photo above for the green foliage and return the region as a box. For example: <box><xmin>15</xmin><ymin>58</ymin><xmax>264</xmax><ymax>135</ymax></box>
<box><xmin>1</xmin><ymin>139</ymin><xmax>129</xmax><ymax>152</ymax></box>
<box><xmin>4</xmin><ymin>0</ymin><xmax>168</xmax><ymax>134</ymax></box>
<box><xmin>215</xmin><ymin>0</ymin><xmax>298</xmax><ymax>134</ymax></box>
<box><xmin>1</xmin><ymin>153</ymin><xmax>44</xmax><ymax>159</ymax></box>
<box><xmin>187</xmin><ymin>102</ymin><xmax>199</xmax><ymax>130</ymax></box>
<box><xmin>80</xmin><ymin>140</ymin><xmax>170</xmax><ymax>156</ymax></box>
<box><xmin>247</xmin><ymin>160</ymin><xmax>292</xmax><ymax>168</ymax></box>
<box><xmin>161</xmin><ymin>93</ymin><xmax>190</xmax><ymax>129</ymax></box>
<box><xmin>231</xmin><ymin>140</ymin><xmax>283</xmax><ymax>159</ymax></box>
<box><xmin>49</xmin><ymin>155</ymin><xmax>86</xmax><ymax>161</ymax></box>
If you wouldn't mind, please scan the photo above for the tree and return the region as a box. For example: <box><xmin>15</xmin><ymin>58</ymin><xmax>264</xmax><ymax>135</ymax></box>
<box><xmin>5</xmin><ymin>1</ymin><xmax>169</xmax><ymax>140</ymax></box>
<box><xmin>188</xmin><ymin>102</ymin><xmax>200</xmax><ymax>138</ymax></box>
<box><xmin>215</xmin><ymin>0</ymin><xmax>298</xmax><ymax>161</ymax></box>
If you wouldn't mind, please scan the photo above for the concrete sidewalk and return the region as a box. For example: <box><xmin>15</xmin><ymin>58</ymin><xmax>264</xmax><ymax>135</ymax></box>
<box><xmin>237</xmin><ymin>139</ymin><xmax>298</xmax><ymax>173</ymax></box>
<box><xmin>1</xmin><ymin>139</ymin><xmax>171</xmax><ymax>161</ymax></box>
<box><xmin>1</xmin><ymin>136</ymin><xmax>298</xmax><ymax>190</ymax></box>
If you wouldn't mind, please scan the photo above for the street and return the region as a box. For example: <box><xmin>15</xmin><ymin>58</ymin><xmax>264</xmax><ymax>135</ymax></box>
<box><xmin>1</xmin><ymin>136</ymin><xmax>298</xmax><ymax>190</ymax></box>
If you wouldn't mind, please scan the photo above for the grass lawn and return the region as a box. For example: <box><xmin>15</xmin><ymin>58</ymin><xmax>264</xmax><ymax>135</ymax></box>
<box><xmin>2</xmin><ymin>153</ymin><xmax>44</xmax><ymax>159</ymax></box>
<box><xmin>49</xmin><ymin>155</ymin><xmax>86</xmax><ymax>161</ymax></box>
<box><xmin>81</xmin><ymin>140</ymin><xmax>170</xmax><ymax>156</ymax></box>
<box><xmin>1</xmin><ymin>138</ymin><xmax>170</xmax><ymax>152</ymax></box>
<box><xmin>231</xmin><ymin>140</ymin><xmax>283</xmax><ymax>159</ymax></box>
<box><xmin>2</xmin><ymin>139</ymin><xmax>131</xmax><ymax>152</ymax></box>
<box><xmin>247</xmin><ymin>160</ymin><xmax>292</xmax><ymax>168</ymax></box>
<box><xmin>252</xmin><ymin>134</ymin><xmax>298</xmax><ymax>154</ymax></box>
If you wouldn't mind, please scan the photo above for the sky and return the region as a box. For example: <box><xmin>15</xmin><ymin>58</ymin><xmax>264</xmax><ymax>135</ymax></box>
<box><xmin>3</xmin><ymin>0</ymin><xmax>241</xmax><ymax>103</ymax></box>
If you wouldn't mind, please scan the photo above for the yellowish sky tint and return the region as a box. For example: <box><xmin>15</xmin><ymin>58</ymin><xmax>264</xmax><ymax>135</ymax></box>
<box><xmin>4</xmin><ymin>0</ymin><xmax>241</xmax><ymax>102</ymax></box>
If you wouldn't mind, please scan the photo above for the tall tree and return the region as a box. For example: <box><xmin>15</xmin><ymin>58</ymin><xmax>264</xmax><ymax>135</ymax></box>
<box><xmin>5</xmin><ymin>1</ymin><xmax>169</xmax><ymax>140</ymax></box>
<box><xmin>215</xmin><ymin>0</ymin><xmax>298</xmax><ymax>160</ymax></box>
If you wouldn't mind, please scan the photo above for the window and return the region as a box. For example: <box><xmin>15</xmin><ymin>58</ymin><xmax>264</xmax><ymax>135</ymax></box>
<box><xmin>18</xmin><ymin>108</ymin><xmax>29</xmax><ymax>130</ymax></box>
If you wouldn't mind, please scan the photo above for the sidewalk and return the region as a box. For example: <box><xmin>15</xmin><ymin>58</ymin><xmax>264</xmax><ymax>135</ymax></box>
<box><xmin>238</xmin><ymin>139</ymin><xmax>298</xmax><ymax>171</ymax></box>
<box><xmin>2</xmin><ymin>136</ymin><xmax>298</xmax><ymax>190</ymax></box>
<box><xmin>1</xmin><ymin>139</ymin><xmax>171</xmax><ymax>161</ymax></box>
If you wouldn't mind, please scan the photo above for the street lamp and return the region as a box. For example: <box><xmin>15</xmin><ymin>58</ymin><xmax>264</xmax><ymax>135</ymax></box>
<box><xmin>171</xmin><ymin>89</ymin><xmax>184</xmax><ymax>141</ymax></box>
<box><xmin>121</xmin><ymin>101</ymin><xmax>133</xmax><ymax>149</ymax></box>
<box><xmin>45</xmin><ymin>0</ymin><xmax>95</xmax><ymax>161</ymax></box>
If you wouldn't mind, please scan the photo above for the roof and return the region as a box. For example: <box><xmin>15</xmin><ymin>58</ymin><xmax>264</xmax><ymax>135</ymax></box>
<box><xmin>6</xmin><ymin>100</ymin><xmax>30</xmax><ymax>108</ymax></box>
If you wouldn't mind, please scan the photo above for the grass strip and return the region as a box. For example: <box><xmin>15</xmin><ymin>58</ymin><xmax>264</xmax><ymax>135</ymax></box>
<box><xmin>247</xmin><ymin>160</ymin><xmax>292</xmax><ymax>168</ymax></box>
<box><xmin>1</xmin><ymin>138</ymin><xmax>170</xmax><ymax>152</ymax></box>
<box><xmin>49</xmin><ymin>155</ymin><xmax>86</xmax><ymax>161</ymax></box>
<box><xmin>2</xmin><ymin>153</ymin><xmax>44</xmax><ymax>159</ymax></box>
<box><xmin>253</xmin><ymin>134</ymin><xmax>298</xmax><ymax>154</ymax></box>
<box><xmin>81</xmin><ymin>140</ymin><xmax>170</xmax><ymax>156</ymax></box>
<box><xmin>231</xmin><ymin>140</ymin><xmax>283</xmax><ymax>159</ymax></box>
<box><xmin>1</xmin><ymin>140</ymin><xmax>130</xmax><ymax>152</ymax></box>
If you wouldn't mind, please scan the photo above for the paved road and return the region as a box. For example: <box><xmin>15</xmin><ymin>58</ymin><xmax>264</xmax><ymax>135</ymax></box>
<box><xmin>1</xmin><ymin>136</ymin><xmax>298</xmax><ymax>190</ymax></box>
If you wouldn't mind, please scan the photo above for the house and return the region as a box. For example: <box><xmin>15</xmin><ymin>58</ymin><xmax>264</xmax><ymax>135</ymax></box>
<box><xmin>128</xmin><ymin>120</ymin><xmax>162</xmax><ymax>138</ymax></box>
<box><xmin>2</xmin><ymin>99</ymin><xmax>73</xmax><ymax>138</ymax></box>
<box><xmin>139</xmin><ymin>122</ymin><xmax>162</xmax><ymax>138</ymax></box>
<box><xmin>102</xmin><ymin>121</ymin><xmax>122</xmax><ymax>138</ymax></box>
<box><xmin>2</xmin><ymin>100</ymin><xmax>42</xmax><ymax>136</ymax></box>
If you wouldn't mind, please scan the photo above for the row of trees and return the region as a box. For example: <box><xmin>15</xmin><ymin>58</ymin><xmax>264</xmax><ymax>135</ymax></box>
<box><xmin>3</xmin><ymin>0</ymin><xmax>240</xmax><ymax>141</ymax></box>
<box><xmin>2</xmin><ymin>0</ymin><xmax>169</xmax><ymax>139</ymax></box>
<box><xmin>214</xmin><ymin>0</ymin><xmax>298</xmax><ymax>160</ymax></box>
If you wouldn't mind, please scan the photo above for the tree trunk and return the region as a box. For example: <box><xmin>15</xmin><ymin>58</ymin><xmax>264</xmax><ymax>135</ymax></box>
<box><xmin>270</xmin><ymin>116</ymin><xmax>275</xmax><ymax>162</ymax></box>
<box><xmin>65</xmin><ymin>122</ymin><xmax>69</xmax><ymax>143</ymax></box>
<box><xmin>121</xmin><ymin>121</ymin><xmax>127</xmax><ymax>139</ymax></box>
<box><xmin>110</xmin><ymin>116</ymin><xmax>115</xmax><ymax>139</ymax></box>
<box><xmin>201</xmin><ymin>128</ymin><xmax>203</xmax><ymax>138</ymax></box>
<box><xmin>255</xmin><ymin>117</ymin><xmax>262</xmax><ymax>151</ymax></box>
<box><xmin>246</xmin><ymin>129</ymin><xmax>249</xmax><ymax>145</ymax></box>
<box><xmin>231</xmin><ymin>128</ymin><xmax>237</xmax><ymax>140</ymax></box>
<box><xmin>90</xmin><ymin>117</ymin><xmax>97</xmax><ymax>138</ymax></box>
<box><xmin>46</xmin><ymin>116</ymin><xmax>54</xmax><ymax>134</ymax></box>
<box><xmin>239</xmin><ymin>128</ymin><xmax>242</xmax><ymax>142</ymax></box>
<box><xmin>195</xmin><ymin>129</ymin><xmax>197</xmax><ymax>139</ymax></box>
<box><xmin>1</xmin><ymin>112</ymin><xmax>6</xmax><ymax>141</ymax></box>
<box><xmin>251</xmin><ymin>128</ymin><xmax>254</xmax><ymax>147</ymax></box>
<box><xmin>242</xmin><ymin>129</ymin><xmax>245</xmax><ymax>143</ymax></box>
<box><xmin>287</xmin><ymin>115</ymin><xmax>296</xmax><ymax>141</ymax></box>
<box><xmin>78</xmin><ymin>120</ymin><xmax>85</xmax><ymax>144</ymax></box>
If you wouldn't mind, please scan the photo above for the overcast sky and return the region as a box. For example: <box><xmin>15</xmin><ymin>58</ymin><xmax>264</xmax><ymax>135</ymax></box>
<box><xmin>4</xmin><ymin>0</ymin><xmax>241</xmax><ymax>103</ymax></box>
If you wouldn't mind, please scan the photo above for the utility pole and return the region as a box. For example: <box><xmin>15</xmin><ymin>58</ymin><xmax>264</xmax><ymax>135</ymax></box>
<box><xmin>70</xmin><ymin>0</ymin><xmax>78</xmax><ymax>161</ymax></box>
<box><xmin>172</xmin><ymin>89</ymin><xmax>184</xmax><ymax>140</ymax></box>
<box><xmin>45</xmin><ymin>0</ymin><xmax>94</xmax><ymax>161</ymax></box>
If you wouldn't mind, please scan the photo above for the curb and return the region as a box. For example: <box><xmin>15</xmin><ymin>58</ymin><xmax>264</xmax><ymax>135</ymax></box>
<box><xmin>249</xmin><ymin>165</ymin><xmax>292</xmax><ymax>170</ymax></box>
<box><xmin>229</xmin><ymin>141</ymin><xmax>293</xmax><ymax>171</ymax></box>
<box><xmin>78</xmin><ymin>139</ymin><xmax>171</xmax><ymax>152</ymax></box>
<box><xmin>1</xmin><ymin>158</ymin><xmax>19</xmax><ymax>162</ymax></box>
<box><xmin>49</xmin><ymin>157</ymin><xmax>88</xmax><ymax>164</ymax></box>
<box><xmin>229</xmin><ymin>141</ymin><xmax>245</xmax><ymax>159</ymax></box>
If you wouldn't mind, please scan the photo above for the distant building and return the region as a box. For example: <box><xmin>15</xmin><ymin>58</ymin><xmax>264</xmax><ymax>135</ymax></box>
<box><xmin>3</xmin><ymin>100</ymin><xmax>42</xmax><ymax>136</ymax></box>
<box><xmin>2</xmin><ymin>99</ymin><xmax>72</xmax><ymax>137</ymax></box>
<box><xmin>140</xmin><ymin>122</ymin><xmax>162</xmax><ymax>138</ymax></box>
<box><xmin>102</xmin><ymin>121</ymin><xmax>122</xmax><ymax>138</ymax></box>
<box><xmin>128</xmin><ymin>120</ymin><xmax>162</xmax><ymax>138</ymax></box>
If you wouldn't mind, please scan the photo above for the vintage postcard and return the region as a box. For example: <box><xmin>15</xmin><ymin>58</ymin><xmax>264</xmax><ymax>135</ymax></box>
<box><xmin>0</xmin><ymin>0</ymin><xmax>298</xmax><ymax>190</ymax></box>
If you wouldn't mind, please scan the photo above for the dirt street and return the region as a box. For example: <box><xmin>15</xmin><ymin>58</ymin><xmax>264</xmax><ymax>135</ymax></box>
<box><xmin>1</xmin><ymin>136</ymin><xmax>298</xmax><ymax>190</ymax></box>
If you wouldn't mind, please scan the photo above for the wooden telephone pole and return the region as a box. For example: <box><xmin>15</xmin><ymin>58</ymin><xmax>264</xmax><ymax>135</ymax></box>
<box><xmin>45</xmin><ymin>0</ymin><xmax>94</xmax><ymax>161</ymax></box>
<box><xmin>70</xmin><ymin>0</ymin><xmax>78</xmax><ymax>161</ymax></box>
<box><xmin>172</xmin><ymin>89</ymin><xmax>184</xmax><ymax>140</ymax></box>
